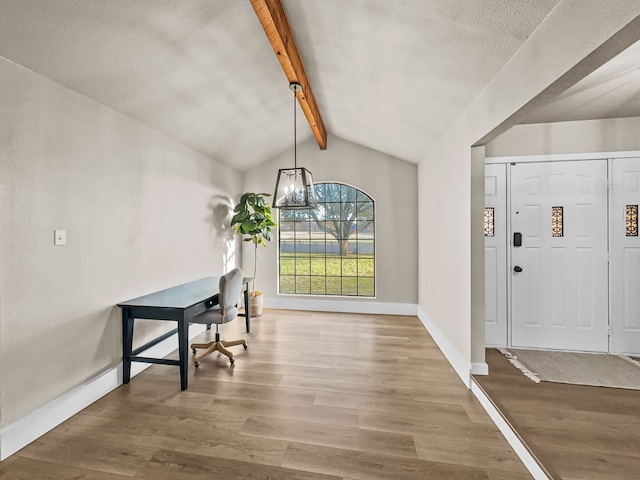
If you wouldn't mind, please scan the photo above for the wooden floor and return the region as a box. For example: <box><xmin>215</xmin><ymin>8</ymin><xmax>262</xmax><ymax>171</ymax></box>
<box><xmin>475</xmin><ymin>348</ymin><xmax>640</xmax><ymax>480</ymax></box>
<box><xmin>0</xmin><ymin>310</ymin><xmax>530</xmax><ymax>479</ymax></box>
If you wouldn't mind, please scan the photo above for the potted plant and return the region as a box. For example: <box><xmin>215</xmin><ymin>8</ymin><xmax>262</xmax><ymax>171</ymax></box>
<box><xmin>231</xmin><ymin>192</ymin><xmax>277</xmax><ymax>316</ymax></box>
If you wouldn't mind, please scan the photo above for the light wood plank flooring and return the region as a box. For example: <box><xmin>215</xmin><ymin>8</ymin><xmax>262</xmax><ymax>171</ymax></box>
<box><xmin>475</xmin><ymin>348</ymin><xmax>640</xmax><ymax>480</ymax></box>
<box><xmin>0</xmin><ymin>310</ymin><xmax>530</xmax><ymax>479</ymax></box>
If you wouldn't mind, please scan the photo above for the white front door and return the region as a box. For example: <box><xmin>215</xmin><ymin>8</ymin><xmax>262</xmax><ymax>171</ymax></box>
<box><xmin>485</xmin><ymin>164</ymin><xmax>507</xmax><ymax>346</ymax></box>
<box><xmin>610</xmin><ymin>157</ymin><xmax>640</xmax><ymax>354</ymax></box>
<box><xmin>510</xmin><ymin>160</ymin><xmax>609</xmax><ymax>352</ymax></box>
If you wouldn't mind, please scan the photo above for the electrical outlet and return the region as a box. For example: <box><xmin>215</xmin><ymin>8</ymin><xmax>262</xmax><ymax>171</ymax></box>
<box><xmin>54</xmin><ymin>230</ymin><xmax>66</xmax><ymax>246</ymax></box>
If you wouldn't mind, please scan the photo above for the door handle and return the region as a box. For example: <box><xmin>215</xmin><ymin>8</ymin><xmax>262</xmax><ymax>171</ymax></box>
<box><xmin>514</xmin><ymin>265</ymin><xmax>523</xmax><ymax>273</ymax></box>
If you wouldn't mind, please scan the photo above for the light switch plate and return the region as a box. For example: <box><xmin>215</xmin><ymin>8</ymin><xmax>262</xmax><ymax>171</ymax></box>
<box><xmin>54</xmin><ymin>230</ymin><xmax>66</xmax><ymax>246</ymax></box>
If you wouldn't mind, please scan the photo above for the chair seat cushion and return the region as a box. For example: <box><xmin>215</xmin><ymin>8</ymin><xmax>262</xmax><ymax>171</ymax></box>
<box><xmin>192</xmin><ymin>305</ymin><xmax>238</xmax><ymax>325</ymax></box>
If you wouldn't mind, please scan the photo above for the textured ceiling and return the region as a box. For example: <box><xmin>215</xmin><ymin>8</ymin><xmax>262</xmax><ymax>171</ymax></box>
<box><xmin>521</xmin><ymin>39</ymin><xmax>640</xmax><ymax>124</ymax></box>
<box><xmin>0</xmin><ymin>0</ymin><xmax>561</xmax><ymax>170</ymax></box>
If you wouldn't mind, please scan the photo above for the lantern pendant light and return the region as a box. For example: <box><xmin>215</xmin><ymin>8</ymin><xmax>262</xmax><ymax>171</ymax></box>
<box><xmin>272</xmin><ymin>82</ymin><xmax>317</xmax><ymax>209</ymax></box>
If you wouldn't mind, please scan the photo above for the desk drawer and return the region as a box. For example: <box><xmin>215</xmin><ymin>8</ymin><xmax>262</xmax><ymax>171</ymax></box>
<box><xmin>193</xmin><ymin>301</ymin><xmax>208</xmax><ymax>316</ymax></box>
<box><xmin>190</xmin><ymin>296</ymin><xmax>218</xmax><ymax>317</ymax></box>
<box><xmin>204</xmin><ymin>297</ymin><xmax>217</xmax><ymax>309</ymax></box>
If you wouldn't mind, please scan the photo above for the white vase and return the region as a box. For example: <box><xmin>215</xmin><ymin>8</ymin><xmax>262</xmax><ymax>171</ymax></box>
<box><xmin>249</xmin><ymin>291</ymin><xmax>263</xmax><ymax>317</ymax></box>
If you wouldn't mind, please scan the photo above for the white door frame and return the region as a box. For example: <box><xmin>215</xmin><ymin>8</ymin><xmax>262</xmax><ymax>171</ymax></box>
<box><xmin>485</xmin><ymin>150</ymin><xmax>640</xmax><ymax>353</ymax></box>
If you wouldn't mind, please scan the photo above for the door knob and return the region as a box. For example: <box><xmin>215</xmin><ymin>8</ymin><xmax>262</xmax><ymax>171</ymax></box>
<box><xmin>514</xmin><ymin>265</ymin><xmax>523</xmax><ymax>273</ymax></box>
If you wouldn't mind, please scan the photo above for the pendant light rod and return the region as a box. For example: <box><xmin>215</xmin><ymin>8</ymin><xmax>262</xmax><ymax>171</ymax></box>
<box><xmin>290</xmin><ymin>82</ymin><xmax>301</xmax><ymax>169</ymax></box>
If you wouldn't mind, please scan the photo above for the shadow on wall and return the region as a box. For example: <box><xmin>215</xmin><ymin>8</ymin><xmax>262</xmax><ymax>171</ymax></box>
<box><xmin>208</xmin><ymin>194</ymin><xmax>236</xmax><ymax>271</ymax></box>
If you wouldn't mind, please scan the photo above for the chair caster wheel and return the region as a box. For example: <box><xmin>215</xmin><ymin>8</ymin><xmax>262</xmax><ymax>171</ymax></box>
<box><xmin>243</xmin><ymin>344</ymin><xmax>248</xmax><ymax>350</ymax></box>
<box><xmin>229</xmin><ymin>358</ymin><xmax>235</xmax><ymax>366</ymax></box>
<box><xmin>192</xmin><ymin>348</ymin><xmax>197</xmax><ymax>355</ymax></box>
<box><xmin>194</xmin><ymin>362</ymin><xmax>200</xmax><ymax>368</ymax></box>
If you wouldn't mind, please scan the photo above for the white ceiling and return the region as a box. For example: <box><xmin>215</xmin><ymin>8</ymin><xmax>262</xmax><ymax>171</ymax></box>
<box><xmin>0</xmin><ymin>0</ymin><xmax>567</xmax><ymax>170</ymax></box>
<box><xmin>521</xmin><ymin>39</ymin><xmax>640</xmax><ymax>124</ymax></box>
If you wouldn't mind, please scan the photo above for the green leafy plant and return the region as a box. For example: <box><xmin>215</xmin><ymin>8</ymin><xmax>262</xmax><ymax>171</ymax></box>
<box><xmin>231</xmin><ymin>192</ymin><xmax>277</xmax><ymax>296</ymax></box>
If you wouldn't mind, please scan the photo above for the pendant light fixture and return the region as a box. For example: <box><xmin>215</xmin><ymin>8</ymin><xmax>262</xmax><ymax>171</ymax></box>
<box><xmin>272</xmin><ymin>82</ymin><xmax>317</xmax><ymax>209</ymax></box>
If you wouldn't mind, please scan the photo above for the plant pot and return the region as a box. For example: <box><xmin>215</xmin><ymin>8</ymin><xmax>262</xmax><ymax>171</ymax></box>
<box><xmin>249</xmin><ymin>291</ymin><xmax>263</xmax><ymax>317</ymax></box>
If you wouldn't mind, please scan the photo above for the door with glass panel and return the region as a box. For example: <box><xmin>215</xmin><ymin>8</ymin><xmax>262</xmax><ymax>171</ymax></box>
<box><xmin>610</xmin><ymin>157</ymin><xmax>640</xmax><ymax>354</ymax></box>
<box><xmin>510</xmin><ymin>160</ymin><xmax>608</xmax><ymax>352</ymax></box>
<box><xmin>485</xmin><ymin>164</ymin><xmax>507</xmax><ymax>346</ymax></box>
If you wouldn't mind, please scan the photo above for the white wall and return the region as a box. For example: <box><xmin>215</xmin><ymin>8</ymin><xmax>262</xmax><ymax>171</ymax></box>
<box><xmin>0</xmin><ymin>57</ymin><xmax>241</xmax><ymax>426</ymax></box>
<box><xmin>470</xmin><ymin>146</ymin><xmax>486</xmax><ymax>370</ymax></box>
<box><xmin>486</xmin><ymin>116</ymin><xmax>640</xmax><ymax>157</ymax></box>
<box><xmin>418</xmin><ymin>1</ymin><xmax>640</xmax><ymax>381</ymax></box>
<box><xmin>242</xmin><ymin>133</ymin><xmax>418</xmax><ymax>309</ymax></box>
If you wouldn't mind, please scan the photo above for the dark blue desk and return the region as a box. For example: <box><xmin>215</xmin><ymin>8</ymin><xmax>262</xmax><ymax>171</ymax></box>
<box><xmin>118</xmin><ymin>276</ymin><xmax>251</xmax><ymax>390</ymax></box>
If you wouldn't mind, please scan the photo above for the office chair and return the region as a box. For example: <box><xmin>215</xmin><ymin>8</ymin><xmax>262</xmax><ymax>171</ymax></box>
<box><xmin>190</xmin><ymin>268</ymin><xmax>247</xmax><ymax>367</ymax></box>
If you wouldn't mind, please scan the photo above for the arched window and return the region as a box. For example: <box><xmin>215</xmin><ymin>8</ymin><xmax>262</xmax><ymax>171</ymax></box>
<box><xmin>278</xmin><ymin>183</ymin><xmax>375</xmax><ymax>297</ymax></box>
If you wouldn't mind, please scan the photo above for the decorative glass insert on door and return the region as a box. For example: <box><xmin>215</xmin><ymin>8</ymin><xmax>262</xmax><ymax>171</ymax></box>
<box><xmin>552</xmin><ymin>206</ymin><xmax>564</xmax><ymax>237</ymax></box>
<box><xmin>484</xmin><ymin>207</ymin><xmax>495</xmax><ymax>237</ymax></box>
<box><xmin>627</xmin><ymin>205</ymin><xmax>639</xmax><ymax>237</ymax></box>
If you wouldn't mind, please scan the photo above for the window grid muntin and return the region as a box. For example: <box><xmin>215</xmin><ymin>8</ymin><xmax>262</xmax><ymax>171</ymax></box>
<box><xmin>278</xmin><ymin>183</ymin><xmax>375</xmax><ymax>297</ymax></box>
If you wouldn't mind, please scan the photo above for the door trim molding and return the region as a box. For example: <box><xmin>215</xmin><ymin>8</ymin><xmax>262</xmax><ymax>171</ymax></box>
<box><xmin>486</xmin><ymin>150</ymin><xmax>640</xmax><ymax>164</ymax></box>
<box><xmin>607</xmin><ymin>158</ymin><xmax>614</xmax><ymax>354</ymax></box>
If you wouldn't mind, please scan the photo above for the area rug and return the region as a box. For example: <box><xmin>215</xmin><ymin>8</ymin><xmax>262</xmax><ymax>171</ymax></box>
<box><xmin>499</xmin><ymin>348</ymin><xmax>640</xmax><ymax>390</ymax></box>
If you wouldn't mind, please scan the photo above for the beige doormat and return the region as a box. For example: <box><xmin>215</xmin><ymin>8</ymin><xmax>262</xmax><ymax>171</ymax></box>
<box><xmin>499</xmin><ymin>348</ymin><xmax>640</xmax><ymax>390</ymax></box>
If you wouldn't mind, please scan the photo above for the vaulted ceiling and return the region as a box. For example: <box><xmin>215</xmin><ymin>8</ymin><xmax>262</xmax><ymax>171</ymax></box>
<box><xmin>521</xmin><ymin>38</ymin><xmax>640</xmax><ymax>124</ymax></box>
<box><xmin>2</xmin><ymin>1</ymin><xmax>636</xmax><ymax>171</ymax></box>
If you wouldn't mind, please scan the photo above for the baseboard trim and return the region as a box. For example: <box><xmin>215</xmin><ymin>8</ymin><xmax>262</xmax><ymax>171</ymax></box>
<box><xmin>266</xmin><ymin>297</ymin><xmax>417</xmax><ymax>316</ymax></box>
<box><xmin>471</xmin><ymin>362</ymin><xmax>489</xmax><ymax>375</ymax></box>
<box><xmin>470</xmin><ymin>379</ymin><xmax>551</xmax><ymax>480</ymax></box>
<box><xmin>414</xmin><ymin>308</ymin><xmax>546</xmax><ymax>478</ymax></box>
<box><xmin>416</xmin><ymin>307</ymin><xmax>471</xmax><ymax>388</ymax></box>
<box><xmin>0</xmin><ymin>324</ymin><xmax>207</xmax><ymax>461</ymax></box>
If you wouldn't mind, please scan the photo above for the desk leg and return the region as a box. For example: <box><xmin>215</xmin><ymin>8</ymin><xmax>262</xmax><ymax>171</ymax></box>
<box><xmin>244</xmin><ymin>287</ymin><xmax>251</xmax><ymax>333</ymax></box>
<box><xmin>178</xmin><ymin>316</ymin><xmax>189</xmax><ymax>391</ymax></box>
<box><xmin>122</xmin><ymin>309</ymin><xmax>134</xmax><ymax>384</ymax></box>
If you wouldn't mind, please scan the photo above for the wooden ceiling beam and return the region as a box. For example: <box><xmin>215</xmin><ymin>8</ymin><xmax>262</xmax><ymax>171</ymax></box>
<box><xmin>250</xmin><ymin>0</ymin><xmax>327</xmax><ymax>150</ymax></box>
